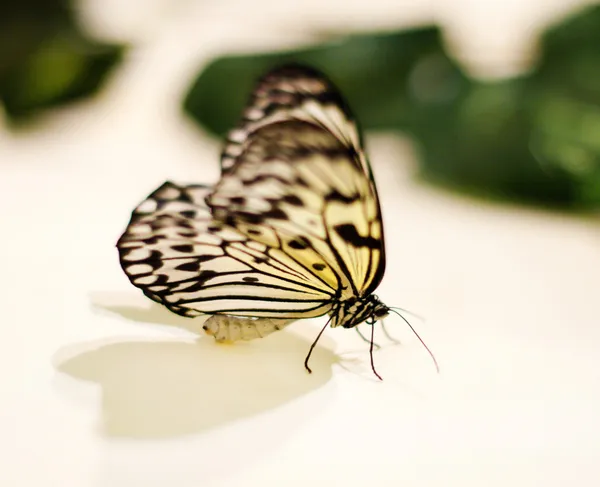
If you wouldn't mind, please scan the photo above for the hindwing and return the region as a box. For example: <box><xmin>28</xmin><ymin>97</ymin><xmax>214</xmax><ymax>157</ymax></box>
<box><xmin>117</xmin><ymin>182</ymin><xmax>334</xmax><ymax>318</ymax></box>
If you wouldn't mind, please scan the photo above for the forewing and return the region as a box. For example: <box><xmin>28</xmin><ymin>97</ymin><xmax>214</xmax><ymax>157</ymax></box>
<box><xmin>212</xmin><ymin>64</ymin><xmax>386</xmax><ymax>296</ymax></box>
<box><xmin>208</xmin><ymin>120</ymin><xmax>384</xmax><ymax>298</ymax></box>
<box><xmin>117</xmin><ymin>182</ymin><xmax>334</xmax><ymax>318</ymax></box>
<box><xmin>222</xmin><ymin>64</ymin><xmax>373</xmax><ymax>180</ymax></box>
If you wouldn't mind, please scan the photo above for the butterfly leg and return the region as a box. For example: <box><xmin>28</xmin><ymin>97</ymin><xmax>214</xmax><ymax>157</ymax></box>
<box><xmin>355</xmin><ymin>327</ymin><xmax>381</xmax><ymax>349</ymax></box>
<box><xmin>304</xmin><ymin>320</ymin><xmax>330</xmax><ymax>374</ymax></box>
<box><xmin>369</xmin><ymin>320</ymin><xmax>383</xmax><ymax>381</ymax></box>
<box><xmin>381</xmin><ymin>320</ymin><xmax>401</xmax><ymax>344</ymax></box>
<box><xmin>203</xmin><ymin>315</ymin><xmax>294</xmax><ymax>342</ymax></box>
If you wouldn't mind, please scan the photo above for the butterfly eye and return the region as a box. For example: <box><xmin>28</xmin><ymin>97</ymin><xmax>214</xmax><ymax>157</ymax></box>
<box><xmin>374</xmin><ymin>307</ymin><xmax>389</xmax><ymax>319</ymax></box>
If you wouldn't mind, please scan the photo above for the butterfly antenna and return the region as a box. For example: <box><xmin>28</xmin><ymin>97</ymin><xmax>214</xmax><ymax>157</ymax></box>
<box><xmin>389</xmin><ymin>306</ymin><xmax>426</xmax><ymax>323</ymax></box>
<box><xmin>369</xmin><ymin>321</ymin><xmax>383</xmax><ymax>381</ymax></box>
<box><xmin>388</xmin><ymin>308</ymin><xmax>440</xmax><ymax>373</ymax></box>
<box><xmin>304</xmin><ymin>315</ymin><xmax>333</xmax><ymax>374</ymax></box>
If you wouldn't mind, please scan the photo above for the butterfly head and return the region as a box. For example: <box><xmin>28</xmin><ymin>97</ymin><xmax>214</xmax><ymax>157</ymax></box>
<box><xmin>372</xmin><ymin>300</ymin><xmax>390</xmax><ymax>321</ymax></box>
<box><xmin>333</xmin><ymin>294</ymin><xmax>389</xmax><ymax>329</ymax></box>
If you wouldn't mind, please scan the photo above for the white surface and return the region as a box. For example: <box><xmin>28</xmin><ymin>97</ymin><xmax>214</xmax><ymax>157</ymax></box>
<box><xmin>2</xmin><ymin>1</ymin><xmax>600</xmax><ymax>486</ymax></box>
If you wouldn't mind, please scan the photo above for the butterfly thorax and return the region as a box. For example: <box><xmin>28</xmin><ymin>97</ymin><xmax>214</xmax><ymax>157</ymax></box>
<box><xmin>330</xmin><ymin>294</ymin><xmax>389</xmax><ymax>329</ymax></box>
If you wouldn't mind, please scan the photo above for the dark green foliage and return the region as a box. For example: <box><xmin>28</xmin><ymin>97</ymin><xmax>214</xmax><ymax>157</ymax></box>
<box><xmin>183</xmin><ymin>27</ymin><xmax>467</xmax><ymax>137</ymax></box>
<box><xmin>183</xmin><ymin>7</ymin><xmax>600</xmax><ymax>208</ymax></box>
<box><xmin>0</xmin><ymin>0</ymin><xmax>125</xmax><ymax>124</ymax></box>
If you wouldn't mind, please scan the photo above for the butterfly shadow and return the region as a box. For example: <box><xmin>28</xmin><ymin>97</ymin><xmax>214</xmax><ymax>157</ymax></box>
<box><xmin>53</xmin><ymin>292</ymin><xmax>338</xmax><ymax>439</ymax></box>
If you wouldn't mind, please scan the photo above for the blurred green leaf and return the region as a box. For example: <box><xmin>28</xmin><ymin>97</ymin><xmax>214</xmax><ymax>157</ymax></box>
<box><xmin>183</xmin><ymin>27</ymin><xmax>467</xmax><ymax>136</ymax></box>
<box><xmin>413</xmin><ymin>77</ymin><xmax>579</xmax><ymax>206</ymax></box>
<box><xmin>183</xmin><ymin>7</ymin><xmax>600</xmax><ymax>208</ymax></box>
<box><xmin>526</xmin><ymin>5</ymin><xmax>600</xmax><ymax>206</ymax></box>
<box><xmin>0</xmin><ymin>0</ymin><xmax>125</xmax><ymax>124</ymax></box>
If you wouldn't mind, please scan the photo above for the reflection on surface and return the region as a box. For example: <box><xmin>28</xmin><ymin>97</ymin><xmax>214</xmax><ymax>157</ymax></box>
<box><xmin>54</xmin><ymin>295</ymin><xmax>337</xmax><ymax>439</ymax></box>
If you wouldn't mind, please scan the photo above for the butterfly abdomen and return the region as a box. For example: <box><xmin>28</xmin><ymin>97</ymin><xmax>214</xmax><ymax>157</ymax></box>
<box><xmin>202</xmin><ymin>315</ymin><xmax>294</xmax><ymax>342</ymax></box>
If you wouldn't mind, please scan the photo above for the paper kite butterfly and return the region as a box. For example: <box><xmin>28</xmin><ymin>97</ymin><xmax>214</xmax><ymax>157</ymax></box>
<box><xmin>117</xmin><ymin>64</ymin><xmax>436</xmax><ymax>379</ymax></box>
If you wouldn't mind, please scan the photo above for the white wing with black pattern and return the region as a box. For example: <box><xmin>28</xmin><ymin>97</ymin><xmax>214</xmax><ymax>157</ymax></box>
<box><xmin>118</xmin><ymin>182</ymin><xmax>334</xmax><ymax>318</ymax></box>
<box><xmin>212</xmin><ymin>64</ymin><xmax>386</xmax><ymax>298</ymax></box>
<box><xmin>117</xmin><ymin>64</ymin><xmax>386</xmax><ymax>326</ymax></box>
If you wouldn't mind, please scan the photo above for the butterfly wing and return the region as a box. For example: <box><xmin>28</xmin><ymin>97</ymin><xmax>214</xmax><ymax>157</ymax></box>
<box><xmin>117</xmin><ymin>64</ymin><xmax>386</xmax><ymax>324</ymax></box>
<box><xmin>222</xmin><ymin>64</ymin><xmax>373</xmax><ymax>180</ymax></box>
<box><xmin>210</xmin><ymin>64</ymin><xmax>386</xmax><ymax>298</ymax></box>
<box><xmin>117</xmin><ymin>182</ymin><xmax>334</xmax><ymax>318</ymax></box>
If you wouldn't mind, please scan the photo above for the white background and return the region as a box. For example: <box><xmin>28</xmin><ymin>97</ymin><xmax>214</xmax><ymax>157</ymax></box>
<box><xmin>1</xmin><ymin>0</ymin><xmax>600</xmax><ymax>486</ymax></box>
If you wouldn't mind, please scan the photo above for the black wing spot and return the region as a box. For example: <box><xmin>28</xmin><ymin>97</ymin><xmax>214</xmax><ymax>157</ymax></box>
<box><xmin>172</xmin><ymin>244</ymin><xmax>194</xmax><ymax>253</ymax></box>
<box><xmin>289</xmin><ymin>236</ymin><xmax>310</xmax><ymax>250</ymax></box>
<box><xmin>196</xmin><ymin>255</ymin><xmax>219</xmax><ymax>263</ymax></box>
<box><xmin>247</xmin><ymin>228</ymin><xmax>261</xmax><ymax>235</ymax></box>
<box><xmin>295</xmin><ymin>177</ymin><xmax>310</xmax><ymax>188</ymax></box>
<box><xmin>178</xmin><ymin>271</ymin><xmax>218</xmax><ymax>293</ymax></box>
<box><xmin>325</xmin><ymin>190</ymin><xmax>360</xmax><ymax>203</ymax></box>
<box><xmin>237</xmin><ymin>212</ymin><xmax>265</xmax><ymax>224</ymax></box>
<box><xmin>263</xmin><ymin>208</ymin><xmax>288</xmax><ymax>220</ymax></box>
<box><xmin>312</xmin><ymin>263</ymin><xmax>326</xmax><ymax>270</ymax></box>
<box><xmin>334</xmin><ymin>224</ymin><xmax>379</xmax><ymax>249</ymax></box>
<box><xmin>119</xmin><ymin>244</ymin><xmax>143</xmax><ymax>254</ymax></box>
<box><xmin>175</xmin><ymin>261</ymin><xmax>201</xmax><ymax>272</ymax></box>
<box><xmin>137</xmin><ymin>250</ymin><xmax>163</xmax><ymax>270</ymax></box>
<box><xmin>282</xmin><ymin>194</ymin><xmax>303</xmax><ymax>206</ymax></box>
<box><xmin>176</xmin><ymin>191</ymin><xmax>193</xmax><ymax>203</ymax></box>
<box><xmin>179</xmin><ymin>210</ymin><xmax>195</xmax><ymax>218</ymax></box>
<box><xmin>243</xmin><ymin>276</ymin><xmax>259</xmax><ymax>282</ymax></box>
<box><xmin>178</xmin><ymin>221</ymin><xmax>194</xmax><ymax>229</ymax></box>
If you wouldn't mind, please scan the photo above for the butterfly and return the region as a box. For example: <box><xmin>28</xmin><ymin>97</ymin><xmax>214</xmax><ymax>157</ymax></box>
<box><xmin>117</xmin><ymin>63</ymin><xmax>436</xmax><ymax>379</ymax></box>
